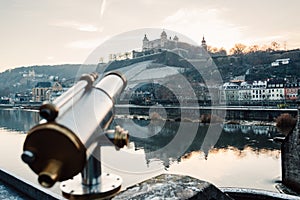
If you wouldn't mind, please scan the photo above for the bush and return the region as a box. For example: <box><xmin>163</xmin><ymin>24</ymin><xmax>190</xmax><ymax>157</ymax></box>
<box><xmin>276</xmin><ymin>113</ymin><xmax>297</xmax><ymax>136</ymax></box>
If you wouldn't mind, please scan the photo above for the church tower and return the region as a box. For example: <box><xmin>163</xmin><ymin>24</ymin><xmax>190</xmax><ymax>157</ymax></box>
<box><xmin>142</xmin><ymin>34</ymin><xmax>149</xmax><ymax>51</ymax></box>
<box><xmin>160</xmin><ymin>30</ymin><xmax>168</xmax><ymax>47</ymax></box>
<box><xmin>201</xmin><ymin>36</ymin><xmax>207</xmax><ymax>51</ymax></box>
<box><xmin>173</xmin><ymin>35</ymin><xmax>179</xmax><ymax>42</ymax></box>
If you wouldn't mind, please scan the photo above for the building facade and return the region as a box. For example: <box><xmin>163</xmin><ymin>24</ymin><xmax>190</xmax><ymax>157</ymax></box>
<box><xmin>32</xmin><ymin>82</ymin><xmax>52</xmax><ymax>102</ymax></box>
<box><xmin>134</xmin><ymin>31</ymin><xmax>208</xmax><ymax>59</ymax></box>
<box><xmin>266</xmin><ymin>79</ymin><xmax>285</xmax><ymax>101</ymax></box>
<box><xmin>285</xmin><ymin>81</ymin><xmax>300</xmax><ymax>101</ymax></box>
<box><xmin>219</xmin><ymin>79</ymin><xmax>299</xmax><ymax>105</ymax></box>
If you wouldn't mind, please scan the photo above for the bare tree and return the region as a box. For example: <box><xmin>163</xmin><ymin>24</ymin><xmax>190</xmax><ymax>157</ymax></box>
<box><xmin>247</xmin><ymin>45</ymin><xmax>260</xmax><ymax>53</ymax></box>
<box><xmin>230</xmin><ymin>43</ymin><xmax>247</xmax><ymax>55</ymax></box>
<box><xmin>271</xmin><ymin>41</ymin><xmax>280</xmax><ymax>51</ymax></box>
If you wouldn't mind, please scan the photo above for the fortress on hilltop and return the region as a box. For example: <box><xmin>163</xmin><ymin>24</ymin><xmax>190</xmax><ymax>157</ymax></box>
<box><xmin>132</xmin><ymin>30</ymin><xmax>208</xmax><ymax>59</ymax></box>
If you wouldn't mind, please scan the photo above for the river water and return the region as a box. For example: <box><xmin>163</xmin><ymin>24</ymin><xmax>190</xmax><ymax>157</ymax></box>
<box><xmin>0</xmin><ymin>108</ymin><xmax>283</xmax><ymax>198</ymax></box>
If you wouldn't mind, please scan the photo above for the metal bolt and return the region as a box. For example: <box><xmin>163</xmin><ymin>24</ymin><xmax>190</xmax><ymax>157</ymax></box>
<box><xmin>21</xmin><ymin>150</ymin><xmax>35</xmax><ymax>164</ymax></box>
<box><xmin>40</xmin><ymin>108</ymin><xmax>52</xmax><ymax>120</ymax></box>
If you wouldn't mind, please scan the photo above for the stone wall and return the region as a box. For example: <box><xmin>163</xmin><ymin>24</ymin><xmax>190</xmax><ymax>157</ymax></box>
<box><xmin>282</xmin><ymin>97</ymin><xmax>300</xmax><ymax>193</ymax></box>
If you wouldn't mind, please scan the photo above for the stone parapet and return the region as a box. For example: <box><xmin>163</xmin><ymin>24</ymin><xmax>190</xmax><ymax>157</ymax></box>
<box><xmin>112</xmin><ymin>174</ymin><xmax>233</xmax><ymax>200</ymax></box>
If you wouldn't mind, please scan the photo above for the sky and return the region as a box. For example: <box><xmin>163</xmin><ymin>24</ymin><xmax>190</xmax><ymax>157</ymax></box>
<box><xmin>0</xmin><ymin>0</ymin><xmax>300</xmax><ymax>72</ymax></box>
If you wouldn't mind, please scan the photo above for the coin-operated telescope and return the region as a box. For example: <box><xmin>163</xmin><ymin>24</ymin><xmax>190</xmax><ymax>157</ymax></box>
<box><xmin>21</xmin><ymin>72</ymin><xmax>129</xmax><ymax>199</ymax></box>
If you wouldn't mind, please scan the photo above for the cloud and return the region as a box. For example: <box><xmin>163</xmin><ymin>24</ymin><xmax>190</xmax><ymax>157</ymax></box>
<box><xmin>52</xmin><ymin>20</ymin><xmax>102</xmax><ymax>32</ymax></box>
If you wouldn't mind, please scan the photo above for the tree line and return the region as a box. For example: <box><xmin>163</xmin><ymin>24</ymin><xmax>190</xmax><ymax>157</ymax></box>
<box><xmin>208</xmin><ymin>41</ymin><xmax>287</xmax><ymax>56</ymax></box>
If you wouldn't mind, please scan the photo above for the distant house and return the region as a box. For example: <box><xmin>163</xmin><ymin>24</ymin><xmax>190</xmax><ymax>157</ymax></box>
<box><xmin>15</xmin><ymin>92</ymin><xmax>31</xmax><ymax>103</ymax></box>
<box><xmin>266</xmin><ymin>79</ymin><xmax>285</xmax><ymax>101</ymax></box>
<box><xmin>32</xmin><ymin>82</ymin><xmax>52</xmax><ymax>102</ymax></box>
<box><xmin>271</xmin><ymin>58</ymin><xmax>290</xmax><ymax>67</ymax></box>
<box><xmin>285</xmin><ymin>82</ymin><xmax>300</xmax><ymax>101</ymax></box>
<box><xmin>50</xmin><ymin>82</ymin><xmax>64</xmax><ymax>101</ymax></box>
<box><xmin>251</xmin><ymin>80</ymin><xmax>267</xmax><ymax>101</ymax></box>
<box><xmin>52</xmin><ymin>82</ymin><xmax>63</xmax><ymax>92</ymax></box>
<box><xmin>219</xmin><ymin>82</ymin><xmax>240</xmax><ymax>104</ymax></box>
<box><xmin>0</xmin><ymin>97</ymin><xmax>10</xmax><ymax>104</ymax></box>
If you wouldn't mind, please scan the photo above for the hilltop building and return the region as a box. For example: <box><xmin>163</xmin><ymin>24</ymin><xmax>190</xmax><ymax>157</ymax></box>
<box><xmin>133</xmin><ymin>31</ymin><xmax>208</xmax><ymax>59</ymax></box>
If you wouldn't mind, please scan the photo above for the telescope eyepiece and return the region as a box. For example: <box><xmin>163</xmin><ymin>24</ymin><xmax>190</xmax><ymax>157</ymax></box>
<box><xmin>38</xmin><ymin>174</ymin><xmax>56</xmax><ymax>188</ymax></box>
<box><xmin>38</xmin><ymin>159</ymin><xmax>63</xmax><ymax>188</ymax></box>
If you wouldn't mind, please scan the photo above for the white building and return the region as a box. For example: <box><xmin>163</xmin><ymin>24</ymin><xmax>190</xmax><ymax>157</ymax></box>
<box><xmin>266</xmin><ymin>80</ymin><xmax>285</xmax><ymax>101</ymax></box>
<box><xmin>271</xmin><ymin>58</ymin><xmax>290</xmax><ymax>67</ymax></box>
<box><xmin>218</xmin><ymin>79</ymin><xmax>286</xmax><ymax>105</ymax></box>
<box><xmin>219</xmin><ymin>82</ymin><xmax>240</xmax><ymax>104</ymax></box>
<box><xmin>251</xmin><ymin>81</ymin><xmax>267</xmax><ymax>101</ymax></box>
<box><xmin>239</xmin><ymin>82</ymin><xmax>252</xmax><ymax>101</ymax></box>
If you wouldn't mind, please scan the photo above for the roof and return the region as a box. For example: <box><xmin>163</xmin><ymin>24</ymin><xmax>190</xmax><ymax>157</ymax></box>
<box><xmin>35</xmin><ymin>82</ymin><xmax>51</xmax><ymax>88</ymax></box>
<box><xmin>161</xmin><ymin>30</ymin><xmax>167</xmax><ymax>37</ymax></box>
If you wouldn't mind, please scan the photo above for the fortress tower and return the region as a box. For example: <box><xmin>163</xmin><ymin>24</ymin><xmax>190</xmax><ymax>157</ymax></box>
<box><xmin>201</xmin><ymin>36</ymin><xmax>207</xmax><ymax>51</ymax></box>
<box><xmin>142</xmin><ymin>34</ymin><xmax>149</xmax><ymax>51</ymax></box>
<box><xmin>160</xmin><ymin>30</ymin><xmax>168</xmax><ymax>47</ymax></box>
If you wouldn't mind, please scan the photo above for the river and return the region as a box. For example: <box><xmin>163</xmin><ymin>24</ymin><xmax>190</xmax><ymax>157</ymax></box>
<box><xmin>0</xmin><ymin>108</ymin><xmax>283</xmax><ymax>198</ymax></box>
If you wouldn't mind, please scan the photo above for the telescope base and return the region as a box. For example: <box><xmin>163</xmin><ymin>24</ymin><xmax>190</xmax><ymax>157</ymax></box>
<box><xmin>60</xmin><ymin>173</ymin><xmax>122</xmax><ymax>199</ymax></box>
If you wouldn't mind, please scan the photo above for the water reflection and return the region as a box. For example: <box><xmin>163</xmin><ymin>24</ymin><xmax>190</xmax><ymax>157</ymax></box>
<box><xmin>114</xmin><ymin>118</ymin><xmax>281</xmax><ymax>166</ymax></box>
<box><xmin>0</xmin><ymin>109</ymin><xmax>282</xmax><ymax>192</ymax></box>
<box><xmin>0</xmin><ymin>109</ymin><xmax>40</xmax><ymax>132</ymax></box>
<box><xmin>168</xmin><ymin>147</ymin><xmax>281</xmax><ymax>191</ymax></box>
<box><xmin>0</xmin><ymin>109</ymin><xmax>281</xmax><ymax>157</ymax></box>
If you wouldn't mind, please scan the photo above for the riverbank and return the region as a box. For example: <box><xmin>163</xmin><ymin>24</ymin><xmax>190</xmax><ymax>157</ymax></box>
<box><xmin>0</xmin><ymin>104</ymin><xmax>40</xmax><ymax>110</ymax></box>
<box><xmin>115</xmin><ymin>104</ymin><xmax>298</xmax><ymax>122</ymax></box>
<box><xmin>115</xmin><ymin>113</ymin><xmax>277</xmax><ymax>127</ymax></box>
<box><xmin>0</xmin><ymin>104</ymin><xmax>297</xmax><ymax>122</ymax></box>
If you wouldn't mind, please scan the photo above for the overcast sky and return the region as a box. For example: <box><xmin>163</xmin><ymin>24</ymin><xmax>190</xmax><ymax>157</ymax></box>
<box><xmin>0</xmin><ymin>0</ymin><xmax>299</xmax><ymax>72</ymax></box>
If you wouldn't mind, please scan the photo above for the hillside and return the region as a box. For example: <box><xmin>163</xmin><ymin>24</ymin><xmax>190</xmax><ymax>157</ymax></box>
<box><xmin>0</xmin><ymin>49</ymin><xmax>300</xmax><ymax>97</ymax></box>
<box><xmin>213</xmin><ymin>49</ymin><xmax>300</xmax><ymax>81</ymax></box>
<box><xmin>0</xmin><ymin>64</ymin><xmax>98</xmax><ymax>96</ymax></box>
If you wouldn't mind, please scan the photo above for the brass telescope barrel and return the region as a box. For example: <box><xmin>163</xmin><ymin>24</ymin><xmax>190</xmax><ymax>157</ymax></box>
<box><xmin>21</xmin><ymin>71</ymin><xmax>127</xmax><ymax>188</ymax></box>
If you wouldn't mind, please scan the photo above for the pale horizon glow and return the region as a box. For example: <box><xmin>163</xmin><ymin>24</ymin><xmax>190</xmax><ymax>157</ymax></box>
<box><xmin>0</xmin><ymin>0</ymin><xmax>300</xmax><ymax>72</ymax></box>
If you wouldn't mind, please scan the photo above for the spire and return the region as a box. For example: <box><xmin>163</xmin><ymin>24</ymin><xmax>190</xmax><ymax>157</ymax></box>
<box><xmin>143</xmin><ymin>34</ymin><xmax>149</xmax><ymax>41</ymax></box>
<box><xmin>142</xmin><ymin>34</ymin><xmax>149</xmax><ymax>51</ymax></box>
<box><xmin>201</xmin><ymin>35</ymin><xmax>207</xmax><ymax>51</ymax></box>
<box><xmin>202</xmin><ymin>36</ymin><xmax>206</xmax><ymax>45</ymax></box>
